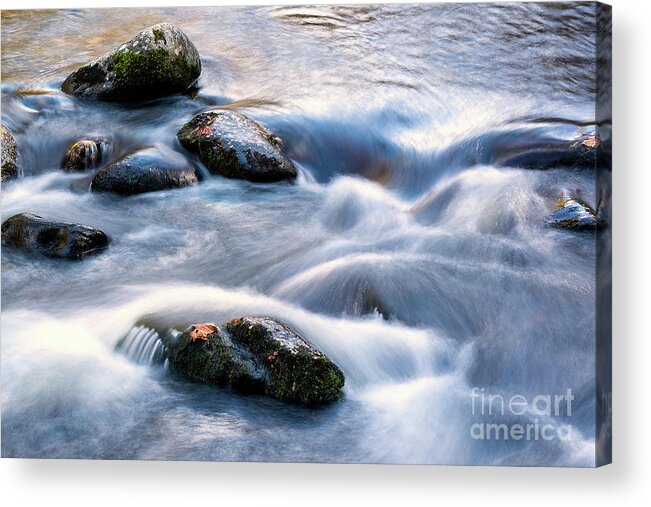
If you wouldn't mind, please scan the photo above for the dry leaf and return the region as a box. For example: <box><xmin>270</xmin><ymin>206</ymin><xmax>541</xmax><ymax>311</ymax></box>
<box><xmin>190</xmin><ymin>323</ymin><xmax>218</xmax><ymax>343</ymax></box>
<box><xmin>581</xmin><ymin>135</ymin><xmax>599</xmax><ymax>148</ymax></box>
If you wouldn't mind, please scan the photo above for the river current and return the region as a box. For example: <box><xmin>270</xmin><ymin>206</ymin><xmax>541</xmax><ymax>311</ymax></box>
<box><xmin>1</xmin><ymin>3</ymin><xmax>600</xmax><ymax>465</ymax></box>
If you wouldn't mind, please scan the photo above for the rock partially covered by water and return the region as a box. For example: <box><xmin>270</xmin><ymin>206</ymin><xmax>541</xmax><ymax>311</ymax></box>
<box><xmin>548</xmin><ymin>197</ymin><xmax>607</xmax><ymax>231</ymax></box>
<box><xmin>177</xmin><ymin>110</ymin><xmax>297</xmax><ymax>182</ymax></box>
<box><xmin>62</xmin><ymin>137</ymin><xmax>109</xmax><ymax>172</ymax></box>
<box><xmin>2</xmin><ymin>125</ymin><xmax>20</xmax><ymax>181</ymax></box>
<box><xmin>61</xmin><ymin>23</ymin><xmax>201</xmax><ymax>101</ymax></box>
<box><xmin>91</xmin><ymin>145</ymin><xmax>198</xmax><ymax>195</ymax></box>
<box><xmin>1</xmin><ymin>213</ymin><xmax>109</xmax><ymax>259</ymax></box>
<box><xmin>170</xmin><ymin>323</ymin><xmax>268</xmax><ymax>393</ymax></box>
<box><xmin>496</xmin><ymin>135</ymin><xmax>599</xmax><ymax>170</ymax></box>
<box><xmin>226</xmin><ymin>317</ymin><xmax>345</xmax><ymax>405</ymax></box>
<box><xmin>169</xmin><ymin>317</ymin><xmax>345</xmax><ymax>405</ymax></box>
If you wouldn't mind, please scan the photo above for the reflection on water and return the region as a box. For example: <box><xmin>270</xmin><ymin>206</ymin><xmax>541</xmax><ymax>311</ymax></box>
<box><xmin>1</xmin><ymin>3</ymin><xmax>600</xmax><ymax>465</ymax></box>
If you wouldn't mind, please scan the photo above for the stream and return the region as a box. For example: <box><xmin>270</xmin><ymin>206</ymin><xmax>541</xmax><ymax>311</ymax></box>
<box><xmin>1</xmin><ymin>3</ymin><xmax>600</xmax><ymax>465</ymax></box>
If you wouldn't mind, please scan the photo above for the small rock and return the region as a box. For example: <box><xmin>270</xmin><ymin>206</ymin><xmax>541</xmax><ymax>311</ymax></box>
<box><xmin>62</xmin><ymin>137</ymin><xmax>109</xmax><ymax>172</ymax></box>
<box><xmin>170</xmin><ymin>323</ymin><xmax>267</xmax><ymax>393</ymax></box>
<box><xmin>177</xmin><ymin>110</ymin><xmax>297</xmax><ymax>182</ymax></box>
<box><xmin>61</xmin><ymin>23</ymin><xmax>201</xmax><ymax>101</ymax></box>
<box><xmin>548</xmin><ymin>197</ymin><xmax>607</xmax><ymax>231</ymax></box>
<box><xmin>2</xmin><ymin>125</ymin><xmax>20</xmax><ymax>181</ymax></box>
<box><xmin>1</xmin><ymin>212</ymin><xmax>109</xmax><ymax>259</ymax></box>
<box><xmin>226</xmin><ymin>317</ymin><xmax>345</xmax><ymax>405</ymax></box>
<box><xmin>90</xmin><ymin>145</ymin><xmax>198</xmax><ymax>195</ymax></box>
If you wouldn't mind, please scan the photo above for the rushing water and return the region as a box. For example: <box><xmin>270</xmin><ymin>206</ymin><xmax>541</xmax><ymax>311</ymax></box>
<box><xmin>1</xmin><ymin>3</ymin><xmax>601</xmax><ymax>465</ymax></box>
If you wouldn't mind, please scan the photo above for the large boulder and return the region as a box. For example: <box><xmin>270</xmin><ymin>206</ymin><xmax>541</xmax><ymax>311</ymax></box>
<box><xmin>62</xmin><ymin>136</ymin><xmax>109</xmax><ymax>172</ymax></box>
<box><xmin>226</xmin><ymin>317</ymin><xmax>345</xmax><ymax>405</ymax></box>
<box><xmin>177</xmin><ymin>110</ymin><xmax>297</xmax><ymax>182</ymax></box>
<box><xmin>2</xmin><ymin>125</ymin><xmax>20</xmax><ymax>181</ymax></box>
<box><xmin>90</xmin><ymin>145</ymin><xmax>198</xmax><ymax>195</ymax></box>
<box><xmin>61</xmin><ymin>23</ymin><xmax>201</xmax><ymax>101</ymax></box>
<box><xmin>548</xmin><ymin>197</ymin><xmax>607</xmax><ymax>231</ymax></box>
<box><xmin>170</xmin><ymin>323</ymin><xmax>268</xmax><ymax>393</ymax></box>
<box><xmin>1</xmin><ymin>212</ymin><xmax>109</xmax><ymax>259</ymax></box>
<box><xmin>168</xmin><ymin>317</ymin><xmax>345</xmax><ymax>405</ymax></box>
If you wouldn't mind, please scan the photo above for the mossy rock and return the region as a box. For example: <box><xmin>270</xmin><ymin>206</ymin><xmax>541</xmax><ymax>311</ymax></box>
<box><xmin>62</xmin><ymin>136</ymin><xmax>109</xmax><ymax>172</ymax></box>
<box><xmin>61</xmin><ymin>23</ymin><xmax>201</xmax><ymax>101</ymax></box>
<box><xmin>170</xmin><ymin>323</ymin><xmax>267</xmax><ymax>393</ymax></box>
<box><xmin>177</xmin><ymin>110</ymin><xmax>297</xmax><ymax>183</ymax></box>
<box><xmin>226</xmin><ymin>317</ymin><xmax>345</xmax><ymax>405</ymax></box>
<box><xmin>1</xmin><ymin>212</ymin><xmax>109</xmax><ymax>259</ymax></box>
<box><xmin>2</xmin><ymin>125</ymin><xmax>20</xmax><ymax>181</ymax></box>
<box><xmin>90</xmin><ymin>145</ymin><xmax>198</xmax><ymax>196</ymax></box>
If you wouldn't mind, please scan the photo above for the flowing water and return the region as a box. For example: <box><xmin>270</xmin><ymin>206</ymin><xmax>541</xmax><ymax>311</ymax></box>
<box><xmin>1</xmin><ymin>3</ymin><xmax>601</xmax><ymax>465</ymax></box>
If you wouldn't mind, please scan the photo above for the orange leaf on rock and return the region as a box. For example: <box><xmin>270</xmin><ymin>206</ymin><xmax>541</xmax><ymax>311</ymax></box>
<box><xmin>190</xmin><ymin>323</ymin><xmax>218</xmax><ymax>343</ymax></box>
<box><xmin>581</xmin><ymin>135</ymin><xmax>599</xmax><ymax>148</ymax></box>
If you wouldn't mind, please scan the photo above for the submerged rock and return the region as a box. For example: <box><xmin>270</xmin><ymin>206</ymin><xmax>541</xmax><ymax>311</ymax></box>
<box><xmin>226</xmin><ymin>317</ymin><xmax>345</xmax><ymax>405</ymax></box>
<box><xmin>61</xmin><ymin>23</ymin><xmax>201</xmax><ymax>101</ymax></box>
<box><xmin>90</xmin><ymin>145</ymin><xmax>198</xmax><ymax>195</ymax></box>
<box><xmin>1</xmin><ymin>212</ymin><xmax>109</xmax><ymax>259</ymax></box>
<box><xmin>170</xmin><ymin>323</ymin><xmax>268</xmax><ymax>393</ymax></box>
<box><xmin>177</xmin><ymin>110</ymin><xmax>297</xmax><ymax>182</ymax></box>
<box><xmin>2</xmin><ymin>125</ymin><xmax>20</xmax><ymax>181</ymax></box>
<box><xmin>496</xmin><ymin>135</ymin><xmax>599</xmax><ymax>170</ymax></box>
<box><xmin>548</xmin><ymin>197</ymin><xmax>607</xmax><ymax>231</ymax></box>
<box><xmin>62</xmin><ymin>137</ymin><xmax>109</xmax><ymax>172</ymax></box>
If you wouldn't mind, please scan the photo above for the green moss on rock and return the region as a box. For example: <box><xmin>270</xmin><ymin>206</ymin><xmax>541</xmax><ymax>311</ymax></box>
<box><xmin>226</xmin><ymin>317</ymin><xmax>345</xmax><ymax>405</ymax></box>
<box><xmin>167</xmin><ymin>317</ymin><xmax>345</xmax><ymax>406</ymax></box>
<box><xmin>61</xmin><ymin>23</ymin><xmax>201</xmax><ymax>101</ymax></box>
<box><xmin>170</xmin><ymin>324</ymin><xmax>267</xmax><ymax>393</ymax></box>
<box><xmin>152</xmin><ymin>28</ymin><xmax>165</xmax><ymax>42</ymax></box>
<box><xmin>108</xmin><ymin>48</ymin><xmax>198</xmax><ymax>99</ymax></box>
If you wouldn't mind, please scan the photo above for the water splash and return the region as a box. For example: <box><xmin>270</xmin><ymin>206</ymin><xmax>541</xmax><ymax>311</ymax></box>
<box><xmin>115</xmin><ymin>325</ymin><xmax>168</xmax><ymax>366</ymax></box>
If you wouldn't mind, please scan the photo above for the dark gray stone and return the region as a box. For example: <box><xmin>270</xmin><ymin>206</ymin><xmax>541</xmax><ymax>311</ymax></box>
<box><xmin>177</xmin><ymin>110</ymin><xmax>297</xmax><ymax>183</ymax></box>
<box><xmin>2</xmin><ymin>125</ymin><xmax>20</xmax><ymax>181</ymax></box>
<box><xmin>170</xmin><ymin>323</ymin><xmax>268</xmax><ymax>393</ymax></box>
<box><xmin>90</xmin><ymin>145</ymin><xmax>198</xmax><ymax>196</ymax></box>
<box><xmin>496</xmin><ymin>135</ymin><xmax>599</xmax><ymax>170</ymax></box>
<box><xmin>1</xmin><ymin>213</ymin><xmax>109</xmax><ymax>259</ymax></box>
<box><xmin>226</xmin><ymin>317</ymin><xmax>345</xmax><ymax>405</ymax></box>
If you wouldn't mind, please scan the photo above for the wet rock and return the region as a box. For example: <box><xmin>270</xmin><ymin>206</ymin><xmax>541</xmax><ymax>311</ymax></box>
<box><xmin>62</xmin><ymin>137</ymin><xmax>109</xmax><ymax>172</ymax></box>
<box><xmin>226</xmin><ymin>317</ymin><xmax>345</xmax><ymax>405</ymax></box>
<box><xmin>1</xmin><ymin>212</ymin><xmax>109</xmax><ymax>259</ymax></box>
<box><xmin>61</xmin><ymin>23</ymin><xmax>201</xmax><ymax>101</ymax></box>
<box><xmin>168</xmin><ymin>317</ymin><xmax>345</xmax><ymax>405</ymax></box>
<box><xmin>496</xmin><ymin>135</ymin><xmax>599</xmax><ymax>170</ymax></box>
<box><xmin>177</xmin><ymin>110</ymin><xmax>297</xmax><ymax>182</ymax></box>
<box><xmin>548</xmin><ymin>197</ymin><xmax>607</xmax><ymax>231</ymax></box>
<box><xmin>2</xmin><ymin>125</ymin><xmax>20</xmax><ymax>181</ymax></box>
<box><xmin>90</xmin><ymin>145</ymin><xmax>198</xmax><ymax>195</ymax></box>
<box><xmin>170</xmin><ymin>323</ymin><xmax>267</xmax><ymax>393</ymax></box>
